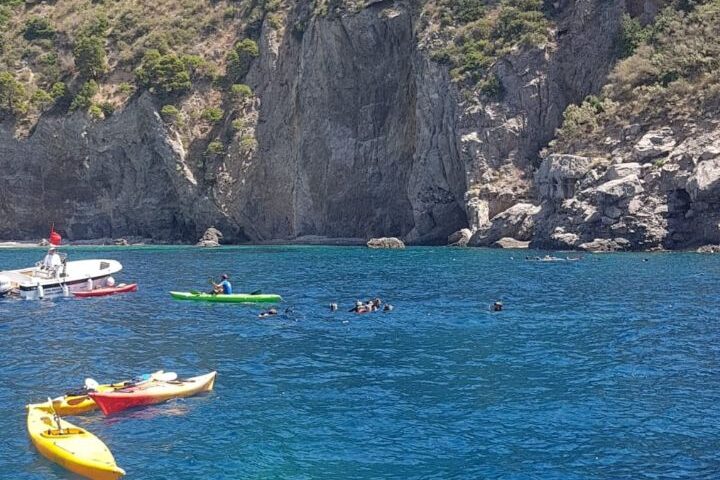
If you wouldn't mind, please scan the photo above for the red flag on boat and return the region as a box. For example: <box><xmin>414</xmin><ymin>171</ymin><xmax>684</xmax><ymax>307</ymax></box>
<box><xmin>49</xmin><ymin>226</ymin><xmax>61</xmax><ymax>246</ymax></box>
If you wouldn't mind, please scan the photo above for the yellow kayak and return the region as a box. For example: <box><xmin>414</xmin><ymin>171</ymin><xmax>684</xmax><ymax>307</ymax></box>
<box><xmin>52</xmin><ymin>382</ymin><xmax>126</xmax><ymax>416</ymax></box>
<box><xmin>27</xmin><ymin>402</ymin><xmax>125</xmax><ymax>480</ymax></box>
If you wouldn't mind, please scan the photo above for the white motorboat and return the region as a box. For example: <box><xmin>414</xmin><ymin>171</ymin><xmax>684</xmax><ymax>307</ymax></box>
<box><xmin>0</xmin><ymin>259</ymin><xmax>123</xmax><ymax>300</ymax></box>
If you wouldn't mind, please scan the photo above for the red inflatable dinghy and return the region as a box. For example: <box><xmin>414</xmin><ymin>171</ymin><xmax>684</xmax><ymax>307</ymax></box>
<box><xmin>73</xmin><ymin>283</ymin><xmax>138</xmax><ymax>298</ymax></box>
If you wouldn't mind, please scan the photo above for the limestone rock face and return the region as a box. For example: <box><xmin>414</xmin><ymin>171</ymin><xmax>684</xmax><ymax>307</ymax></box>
<box><xmin>238</xmin><ymin>6</ymin><xmax>466</xmax><ymax>245</ymax></box>
<box><xmin>634</xmin><ymin>127</ymin><xmax>676</xmax><ymax>161</ymax></box>
<box><xmin>448</xmin><ymin>228</ymin><xmax>472</xmax><ymax>247</ymax></box>
<box><xmin>492</xmin><ymin>237</ymin><xmax>531</xmax><ymax>249</ymax></box>
<box><xmin>367</xmin><ymin>237</ymin><xmax>405</xmax><ymax>249</ymax></box>
<box><xmin>535</xmin><ymin>155</ymin><xmax>593</xmax><ymax>201</ymax></box>
<box><xmin>469</xmin><ymin>203</ymin><xmax>541</xmax><ymax>246</ymax></box>
<box><xmin>687</xmin><ymin>159</ymin><xmax>720</xmax><ymax>202</ymax></box>
<box><xmin>551</xmin><ymin>231</ymin><xmax>580</xmax><ymax>249</ymax></box>
<box><xmin>596</xmin><ymin>175</ymin><xmax>645</xmax><ymax>201</ymax></box>
<box><xmin>2</xmin><ymin>0</ymin><xmax>698</xmax><ymax>251</ymax></box>
<box><xmin>197</xmin><ymin>227</ymin><xmax>224</xmax><ymax>247</ymax></box>
<box><xmin>535</xmin><ymin>123</ymin><xmax>720</xmax><ymax>250</ymax></box>
<box><xmin>0</xmin><ymin>94</ymin><xmax>232</xmax><ymax>242</ymax></box>
<box><xmin>578</xmin><ymin>238</ymin><xmax>629</xmax><ymax>252</ymax></box>
<box><xmin>466</xmin><ymin>198</ymin><xmax>490</xmax><ymax>231</ymax></box>
<box><xmin>604</xmin><ymin>163</ymin><xmax>643</xmax><ymax>181</ymax></box>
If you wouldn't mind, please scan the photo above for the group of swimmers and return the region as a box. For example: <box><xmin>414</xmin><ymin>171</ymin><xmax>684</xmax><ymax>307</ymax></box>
<box><xmin>208</xmin><ymin>273</ymin><xmax>507</xmax><ymax>317</ymax></box>
<box><xmin>525</xmin><ymin>255</ymin><xmax>581</xmax><ymax>262</ymax></box>
<box><xmin>327</xmin><ymin>298</ymin><xmax>394</xmax><ymax>314</ymax></box>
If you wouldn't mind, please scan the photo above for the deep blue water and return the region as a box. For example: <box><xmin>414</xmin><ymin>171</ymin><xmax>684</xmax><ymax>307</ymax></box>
<box><xmin>1</xmin><ymin>246</ymin><xmax>719</xmax><ymax>479</ymax></box>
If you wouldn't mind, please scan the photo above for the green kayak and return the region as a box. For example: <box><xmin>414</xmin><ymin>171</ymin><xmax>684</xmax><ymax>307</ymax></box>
<box><xmin>169</xmin><ymin>291</ymin><xmax>282</xmax><ymax>303</ymax></box>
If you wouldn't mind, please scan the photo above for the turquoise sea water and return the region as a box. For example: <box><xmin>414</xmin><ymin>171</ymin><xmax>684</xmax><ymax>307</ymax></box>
<box><xmin>0</xmin><ymin>246</ymin><xmax>719</xmax><ymax>479</ymax></box>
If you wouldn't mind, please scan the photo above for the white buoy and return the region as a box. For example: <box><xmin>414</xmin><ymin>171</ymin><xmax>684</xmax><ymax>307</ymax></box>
<box><xmin>37</xmin><ymin>284</ymin><xmax>44</xmax><ymax>299</ymax></box>
<box><xmin>61</xmin><ymin>284</ymin><xmax>69</xmax><ymax>297</ymax></box>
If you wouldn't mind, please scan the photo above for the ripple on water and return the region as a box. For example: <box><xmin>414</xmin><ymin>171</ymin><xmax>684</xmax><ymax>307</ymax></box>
<box><xmin>1</xmin><ymin>247</ymin><xmax>719</xmax><ymax>479</ymax></box>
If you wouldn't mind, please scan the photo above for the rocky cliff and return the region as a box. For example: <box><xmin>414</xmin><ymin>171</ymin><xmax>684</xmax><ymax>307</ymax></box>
<box><xmin>471</xmin><ymin>0</ymin><xmax>720</xmax><ymax>251</ymax></box>
<box><xmin>0</xmin><ymin>0</ymin><xmax>715</xmax><ymax>249</ymax></box>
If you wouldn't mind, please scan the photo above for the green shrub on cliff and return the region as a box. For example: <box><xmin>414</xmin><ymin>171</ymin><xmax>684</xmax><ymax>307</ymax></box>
<box><xmin>453</xmin><ymin>0</ymin><xmax>485</xmax><ymax>23</ymax></box>
<box><xmin>240</xmin><ymin>134</ymin><xmax>257</xmax><ymax>151</ymax></box>
<box><xmin>160</xmin><ymin>104</ymin><xmax>185</xmax><ymax>127</ymax></box>
<box><xmin>230</xmin><ymin>83</ymin><xmax>252</xmax><ymax>99</ymax></box>
<box><xmin>202</xmin><ymin>107</ymin><xmax>224</xmax><ymax>123</ymax></box>
<box><xmin>478</xmin><ymin>74</ymin><xmax>503</xmax><ymax>99</ymax></box>
<box><xmin>23</xmin><ymin>17</ymin><xmax>56</xmax><ymax>41</ymax></box>
<box><xmin>428</xmin><ymin>0</ymin><xmax>550</xmax><ymax>89</ymax></box>
<box><xmin>160</xmin><ymin>104</ymin><xmax>179</xmax><ymax>120</ymax></box>
<box><xmin>81</xmin><ymin>14</ymin><xmax>110</xmax><ymax>38</ymax></box>
<box><xmin>556</xmin><ymin>96</ymin><xmax>615</xmax><ymax>142</ymax></box>
<box><xmin>553</xmin><ymin>1</ymin><xmax>720</xmax><ymax>155</ymax></box>
<box><xmin>206</xmin><ymin>139</ymin><xmax>224</xmax><ymax>155</ymax></box>
<box><xmin>87</xmin><ymin>103</ymin><xmax>104</xmax><ymax>120</ymax></box>
<box><xmin>231</xmin><ymin>118</ymin><xmax>247</xmax><ymax>131</ymax></box>
<box><xmin>0</xmin><ymin>6</ymin><xmax>11</xmax><ymax>29</ymax></box>
<box><xmin>619</xmin><ymin>14</ymin><xmax>651</xmax><ymax>58</ymax></box>
<box><xmin>30</xmin><ymin>89</ymin><xmax>53</xmax><ymax>110</ymax></box>
<box><xmin>494</xmin><ymin>0</ymin><xmax>549</xmax><ymax>49</ymax></box>
<box><xmin>69</xmin><ymin>80</ymin><xmax>98</xmax><ymax>112</ymax></box>
<box><xmin>73</xmin><ymin>34</ymin><xmax>108</xmax><ymax>79</ymax></box>
<box><xmin>0</xmin><ymin>71</ymin><xmax>27</xmax><ymax>114</ymax></box>
<box><xmin>135</xmin><ymin>49</ymin><xmax>192</xmax><ymax>95</ymax></box>
<box><xmin>226</xmin><ymin>39</ymin><xmax>259</xmax><ymax>81</ymax></box>
<box><xmin>0</xmin><ymin>0</ymin><xmax>271</xmax><ymax>127</ymax></box>
<box><xmin>50</xmin><ymin>82</ymin><xmax>67</xmax><ymax>100</ymax></box>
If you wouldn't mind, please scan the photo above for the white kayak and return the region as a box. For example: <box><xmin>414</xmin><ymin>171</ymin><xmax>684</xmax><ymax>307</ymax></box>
<box><xmin>0</xmin><ymin>259</ymin><xmax>122</xmax><ymax>300</ymax></box>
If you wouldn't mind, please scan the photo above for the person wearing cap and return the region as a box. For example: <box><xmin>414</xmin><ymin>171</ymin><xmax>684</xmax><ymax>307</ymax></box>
<box><xmin>42</xmin><ymin>247</ymin><xmax>61</xmax><ymax>271</ymax></box>
<box><xmin>212</xmin><ymin>274</ymin><xmax>232</xmax><ymax>295</ymax></box>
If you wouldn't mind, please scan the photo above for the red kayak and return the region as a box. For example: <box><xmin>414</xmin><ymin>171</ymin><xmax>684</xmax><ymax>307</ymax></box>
<box><xmin>73</xmin><ymin>283</ymin><xmax>138</xmax><ymax>298</ymax></box>
<box><xmin>89</xmin><ymin>372</ymin><xmax>216</xmax><ymax>415</ymax></box>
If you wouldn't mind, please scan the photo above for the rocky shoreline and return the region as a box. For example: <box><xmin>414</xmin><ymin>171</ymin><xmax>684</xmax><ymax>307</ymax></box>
<box><xmin>1</xmin><ymin>237</ymin><xmax>718</xmax><ymax>253</ymax></box>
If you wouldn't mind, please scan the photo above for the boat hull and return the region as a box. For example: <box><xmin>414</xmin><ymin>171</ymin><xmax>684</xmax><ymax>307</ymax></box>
<box><xmin>27</xmin><ymin>403</ymin><xmax>125</xmax><ymax>479</ymax></box>
<box><xmin>73</xmin><ymin>283</ymin><xmax>138</xmax><ymax>298</ymax></box>
<box><xmin>0</xmin><ymin>259</ymin><xmax>123</xmax><ymax>300</ymax></box>
<box><xmin>90</xmin><ymin>372</ymin><xmax>216</xmax><ymax>415</ymax></box>
<box><xmin>170</xmin><ymin>291</ymin><xmax>282</xmax><ymax>303</ymax></box>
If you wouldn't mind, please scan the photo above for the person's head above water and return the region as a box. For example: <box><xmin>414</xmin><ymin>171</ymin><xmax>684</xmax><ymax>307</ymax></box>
<box><xmin>221</xmin><ymin>274</ymin><xmax>229</xmax><ymax>280</ymax></box>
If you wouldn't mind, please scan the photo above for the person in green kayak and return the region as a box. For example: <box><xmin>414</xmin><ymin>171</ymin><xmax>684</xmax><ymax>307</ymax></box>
<box><xmin>211</xmin><ymin>274</ymin><xmax>232</xmax><ymax>295</ymax></box>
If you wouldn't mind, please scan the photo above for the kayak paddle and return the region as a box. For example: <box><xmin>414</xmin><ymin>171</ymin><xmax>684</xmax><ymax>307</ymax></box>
<box><xmin>47</xmin><ymin>397</ymin><xmax>64</xmax><ymax>433</ymax></box>
<box><xmin>84</xmin><ymin>378</ymin><xmax>99</xmax><ymax>390</ymax></box>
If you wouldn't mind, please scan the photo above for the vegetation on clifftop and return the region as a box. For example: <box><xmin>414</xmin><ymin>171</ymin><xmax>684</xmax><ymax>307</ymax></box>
<box><xmin>421</xmin><ymin>0</ymin><xmax>552</xmax><ymax>97</ymax></box>
<box><xmin>0</xmin><ymin>0</ymin><xmax>278</xmax><ymax>136</ymax></box>
<box><xmin>0</xmin><ymin>0</ymin><xmax>555</xmax><ymax>128</ymax></box>
<box><xmin>552</xmin><ymin>0</ymin><xmax>720</xmax><ymax>156</ymax></box>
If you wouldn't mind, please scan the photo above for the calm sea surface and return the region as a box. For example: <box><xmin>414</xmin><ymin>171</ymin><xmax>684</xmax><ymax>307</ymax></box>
<box><xmin>0</xmin><ymin>246</ymin><xmax>719</xmax><ymax>479</ymax></box>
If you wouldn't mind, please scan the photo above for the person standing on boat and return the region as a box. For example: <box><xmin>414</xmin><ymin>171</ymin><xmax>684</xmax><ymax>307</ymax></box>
<box><xmin>42</xmin><ymin>247</ymin><xmax>61</xmax><ymax>271</ymax></box>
